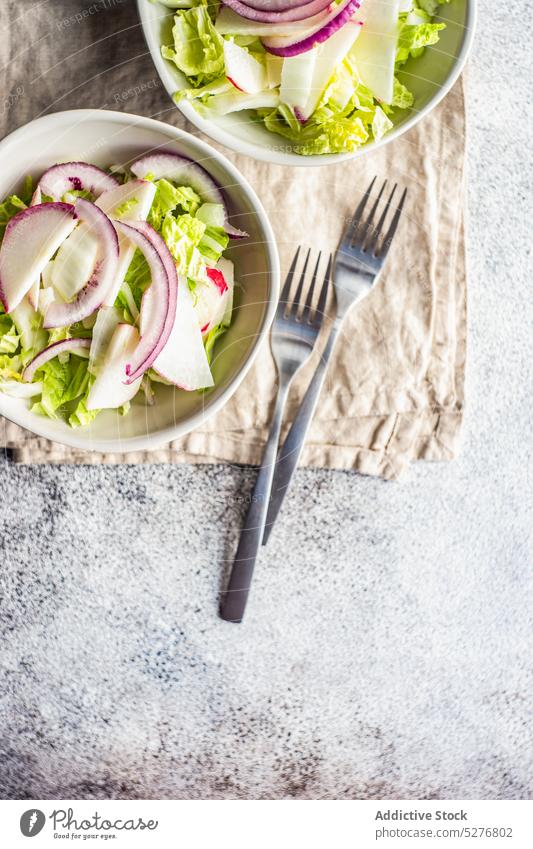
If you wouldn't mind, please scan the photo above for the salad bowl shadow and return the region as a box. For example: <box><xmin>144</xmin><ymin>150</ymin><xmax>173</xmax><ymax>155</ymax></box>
<box><xmin>0</xmin><ymin>110</ymin><xmax>279</xmax><ymax>454</ymax></box>
<box><xmin>138</xmin><ymin>0</ymin><xmax>476</xmax><ymax>166</ymax></box>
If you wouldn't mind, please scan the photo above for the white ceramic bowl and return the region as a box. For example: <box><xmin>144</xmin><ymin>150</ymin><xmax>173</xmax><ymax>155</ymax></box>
<box><xmin>0</xmin><ymin>110</ymin><xmax>279</xmax><ymax>453</ymax></box>
<box><xmin>138</xmin><ymin>0</ymin><xmax>476</xmax><ymax>166</ymax></box>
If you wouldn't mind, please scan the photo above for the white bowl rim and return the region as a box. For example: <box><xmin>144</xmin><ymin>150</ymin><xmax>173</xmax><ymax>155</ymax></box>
<box><xmin>137</xmin><ymin>0</ymin><xmax>478</xmax><ymax>167</ymax></box>
<box><xmin>0</xmin><ymin>108</ymin><xmax>280</xmax><ymax>454</ymax></box>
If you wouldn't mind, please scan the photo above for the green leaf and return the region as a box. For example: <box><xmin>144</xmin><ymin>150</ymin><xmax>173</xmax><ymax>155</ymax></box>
<box><xmin>0</xmin><ymin>194</ymin><xmax>27</xmax><ymax>242</ymax></box>
<box><xmin>162</xmin><ymin>5</ymin><xmax>224</xmax><ymax>86</ymax></box>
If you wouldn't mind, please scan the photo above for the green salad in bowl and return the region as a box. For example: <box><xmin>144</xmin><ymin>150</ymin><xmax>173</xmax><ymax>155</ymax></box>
<box><xmin>0</xmin><ymin>153</ymin><xmax>244</xmax><ymax>428</ymax></box>
<box><xmin>152</xmin><ymin>0</ymin><xmax>453</xmax><ymax>156</ymax></box>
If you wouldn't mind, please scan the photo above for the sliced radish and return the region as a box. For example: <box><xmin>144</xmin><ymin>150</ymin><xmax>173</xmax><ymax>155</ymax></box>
<box><xmin>0</xmin><ymin>203</ymin><xmax>77</xmax><ymax>312</ymax></box>
<box><xmin>298</xmin><ymin>14</ymin><xmax>364</xmax><ymax>119</ymax></box>
<box><xmin>223</xmin><ymin>39</ymin><xmax>268</xmax><ymax>94</ymax></box>
<box><xmin>23</xmin><ymin>337</ymin><xmax>91</xmax><ymax>382</ymax></box>
<box><xmin>221</xmin><ymin>0</ymin><xmax>332</xmax><ymax>24</ymax></box>
<box><xmin>38</xmin><ymin>286</ymin><xmax>56</xmax><ymax>317</ymax></box>
<box><xmin>30</xmin><ymin>186</ymin><xmax>42</xmax><ymax>207</ymax></box>
<box><xmin>217</xmin><ymin>257</ymin><xmax>235</xmax><ymax>327</ymax></box>
<box><xmin>51</xmin><ymin>222</ymin><xmax>100</xmax><ymax>301</ymax></box>
<box><xmin>38</xmin><ymin>162</ymin><xmax>118</xmax><ymax>201</ymax></box>
<box><xmin>262</xmin><ymin>0</ymin><xmax>361</xmax><ymax>56</ymax></box>
<box><xmin>194</xmin><ymin>269</ymin><xmax>232</xmax><ymax>337</ymax></box>
<box><xmin>130</xmin><ymin>152</ymin><xmax>248</xmax><ymax>239</ymax></box>
<box><xmin>88</xmin><ymin>305</ymin><xmax>121</xmax><ymax>376</ymax></box>
<box><xmin>266</xmin><ymin>54</ymin><xmax>284</xmax><ymax>87</ymax></box>
<box><xmin>201</xmin><ymin>88</ymin><xmax>279</xmax><ymax>115</ymax></box>
<box><xmin>131</xmin><ymin>152</ymin><xmax>221</xmax><ymax>203</ymax></box>
<box><xmin>28</xmin><ymin>186</ymin><xmax>43</xmax><ymax>310</ymax></box>
<box><xmin>43</xmin><ymin>198</ymin><xmax>119</xmax><ymax>328</ymax></box>
<box><xmin>114</xmin><ymin>220</ymin><xmax>175</xmax><ymax>384</ymax></box>
<box><xmin>96</xmin><ymin>179</ymin><xmax>157</xmax><ymax>307</ymax></box>
<box><xmin>352</xmin><ymin>0</ymin><xmax>400</xmax><ymax>103</ymax></box>
<box><xmin>216</xmin><ymin>6</ymin><xmax>327</xmax><ymax>36</ymax></box>
<box><xmin>280</xmin><ymin>49</ymin><xmax>318</xmax><ymax>111</ymax></box>
<box><xmin>152</xmin><ymin>277</ymin><xmax>214</xmax><ymax>391</ymax></box>
<box><xmin>86</xmin><ymin>324</ymin><xmax>142</xmax><ymax>410</ymax></box>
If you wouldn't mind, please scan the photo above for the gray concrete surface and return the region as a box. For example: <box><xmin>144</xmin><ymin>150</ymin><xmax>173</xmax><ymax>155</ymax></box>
<box><xmin>0</xmin><ymin>0</ymin><xmax>531</xmax><ymax>799</ymax></box>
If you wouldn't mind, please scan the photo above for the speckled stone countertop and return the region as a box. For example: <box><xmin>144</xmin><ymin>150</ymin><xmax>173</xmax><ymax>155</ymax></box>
<box><xmin>0</xmin><ymin>1</ymin><xmax>531</xmax><ymax>800</ymax></box>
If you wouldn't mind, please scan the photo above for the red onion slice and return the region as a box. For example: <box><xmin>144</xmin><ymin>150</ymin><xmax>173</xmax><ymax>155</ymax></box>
<box><xmin>43</xmin><ymin>198</ymin><xmax>119</xmax><ymax>328</ymax></box>
<box><xmin>23</xmin><ymin>338</ymin><xmax>91</xmax><ymax>382</ymax></box>
<box><xmin>113</xmin><ymin>220</ymin><xmax>174</xmax><ymax>384</ymax></box>
<box><xmin>38</xmin><ymin>162</ymin><xmax>118</xmax><ymax>201</ymax></box>
<box><xmin>263</xmin><ymin>0</ymin><xmax>361</xmax><ymax>56</ymax></box>
<box><xmin>130</xmin><ymin>152</ymin><xmax>248</xmax><ymax>238</ymax></box>
<box><xmin>222</xmin><ymin>0</ymin><xmax>332</xmax><ymax>24</ymax></box>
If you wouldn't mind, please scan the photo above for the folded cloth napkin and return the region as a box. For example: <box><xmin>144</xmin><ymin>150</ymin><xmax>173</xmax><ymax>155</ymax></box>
<box><xmin>0</xmin><ymin>55</ymin><xmax>466</xmax><ymax>478</ymax></box>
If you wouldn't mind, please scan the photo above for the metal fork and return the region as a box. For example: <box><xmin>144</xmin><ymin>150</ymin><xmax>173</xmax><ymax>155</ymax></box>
<box><xmin>219</xmin><ymin>248</ymin><xmax>331</xmax><ymax>623</ymax></box>
<box><xmin>262</xmin><ymin>178</ymin><xmax>408</xmax><ymax>544</ymax></box>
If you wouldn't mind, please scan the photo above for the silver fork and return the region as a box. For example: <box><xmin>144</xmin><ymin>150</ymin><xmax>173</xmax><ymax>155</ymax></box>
<box><xmin>262</xmin><ymin>178</ymin><xmax>408</xmax><ymax>544</ymax></box>
<box><xmin>219</xmin><ymin>248</ymin><xmax>331</xmax><ymax>623</ymax></box>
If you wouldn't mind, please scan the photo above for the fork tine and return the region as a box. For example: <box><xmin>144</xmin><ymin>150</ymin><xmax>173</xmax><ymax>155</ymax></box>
<box><xmin>301</xmin><ymin>251</ymin><xmax>321</xmax><ymax>323</ymax></box>
<box><xmin>289</xmin><ymin>248</ymin><xmax>310</xmax><ymax>318</ymax></box>
<box><xmin>279</xmin><ymin>246</ymin><xmax>300</xmax><ymax>309</ymax></box>
<box><xmin>365</xmin><ymin>183</ymin><xmax>397</xmax><ymax>255</ymax></box>
<box><xmin>313</xmin><ymin>253</ymin><xmax>332</xmax><ymax>324</ymax></box>
<box><xmin>355</xmin><ymin>179</ymin><xmax>387</xmax><ymax>249</ymax></box>
<box><xmin>340</xmin><ymin>177</ymin><xmax>376</xmax><ymax>250</ymax></box>
<box><xmin>377</xmin><ymin>187</ymin><xmax>408</xmax><ymax>258</ymax></box>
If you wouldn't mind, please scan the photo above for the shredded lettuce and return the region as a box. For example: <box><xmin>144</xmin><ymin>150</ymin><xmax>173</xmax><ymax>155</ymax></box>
<box><xmin>31</xmin><ymin>356</ymin><xmax>91</xmax><ymax>420</ymax></box>
<box><xmin>161</xmin><ymin>4</ymin><xmax>224</xmax><ymax>86</ymax></box>
<box><xmin>0</xmin><ymin>194</ymin><xmax>27</xmax><ymax>241</ymax></box>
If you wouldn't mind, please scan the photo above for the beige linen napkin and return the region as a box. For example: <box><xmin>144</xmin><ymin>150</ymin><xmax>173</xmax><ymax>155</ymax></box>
<box><xmin>1</xmin><ymin>80</ymin><xmax>466</xmax><ymax>478</ymax></box>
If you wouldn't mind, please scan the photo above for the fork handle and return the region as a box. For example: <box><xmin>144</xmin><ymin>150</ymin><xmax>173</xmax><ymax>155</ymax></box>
<box><xmin>262</xmin><ymin>321</ymin><xmax>341</xmax><ymax>546</ymax></box>
<box><xmin>219</xmin><ymin>371</ymin><xmax>292</xmax><ymax>623</ymax></box>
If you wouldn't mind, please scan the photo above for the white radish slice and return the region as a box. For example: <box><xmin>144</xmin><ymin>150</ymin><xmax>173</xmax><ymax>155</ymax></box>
<box><xmin>216</xmin><ymin>6</ymin><xmax>325</xmax><ymax>36</ymax></box>
<box><xmin>217</xmin><ymin>258</ymin><xmax>235</xmax><ymax>327</ymax></box>
<box><xmin>88</xmin><ymin>306</ymin><xmax>121</xmax><ymax>376</ymax></box>
<box><xmin>0</xmin><ymin>202</ymin><xmax>77</xmax><ymax>312</ymax></box>
<box><xmin>266</xmin><ymin>54</ymin><xmax>284</xmax><ymax>87</ymax></box>
<box><xmin>351</xmin><ymin>0</ymin><xmax>400</xmax><ymax>104</ymax></box>
<box><xmin>96</xmin><ymin>179</ymin><xmax>157</xmax><ymax>307</ymax></box>
<box><xmin>202</xmin><ymin>89</ymin><xmax>280</xmax><ymax>115</ymax></box>
<box><xmin>131</xmin><ymin>153</ymin><xmax>221</xmax><ymax>203</ymax></box>
<box><xmin>23</xmin><ymin>338</ymin><xmax>91</xmax><ymax>382</ymax></box>
<box><xmin>298</xmin><ymin>15</ymin><xmax>364</xmax><ymax>119</ymax></box>
<box><xmin>223</xmin><ymin>40</ymin><xmax>268</xmax><ymax>94</ymax></box>
<box><xmin>152</xmin><ymin>277</ymin><xmax>214</xmax><ymax>391</ymax></box>
<box><xmin>27</xmin><ymin>279</ymin><xmax>41</xmax><ymax>311</ymax></box>
<box><xmin>28</xmin><ymin>186</ymin><xmax>43</xmax><ymax>310</ymax></box>
<box><xmin>38</xmin><ymin>162</ymin><xmax>118</xmax><ymax>201</ymax></box>
<box><xmin>113</xmin><ymin>221</ymin><xmax>175</xmax><ymax>384</ymax></box>
<box><xmin>86</xmin><ymin>324</ymin><xmax>142</xmax><ymax>411</ymax></box>
<box><xmin>262</xmin><ymin>0</ymin><xmax>361</xmax><ymax>56</ymax></box>
<box><xmin>51</xmin><ymin>223</ymin><xmax>100</xmax><ymax>301</ymax></box>
<box><xmin>30</xmin><ymin>186</ymin><xmax>42</xmax><ymax>206</ymax></box>
<box><xmin>43</xmin><ymin>198</ymin><xmax>119</xmax><ymax>328</ymax></box>
<box><xmin>130</xmin><ymin>153</ymin><xmax>248</xmax><ymax>239</ymax></box>
<box><xmin>280</xmin><ymin>50</ymin><xmax>317</xmax><ymax>112</ymax></box>
<box><xmin>195</xmin><ymin>267</ymin><xmax>231</xmax><ymax>336</ymax></box>
<box><xmin>41</xmin><ymin>261</ymin><xmax>55</xmax><ymax>289</ymax></box>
